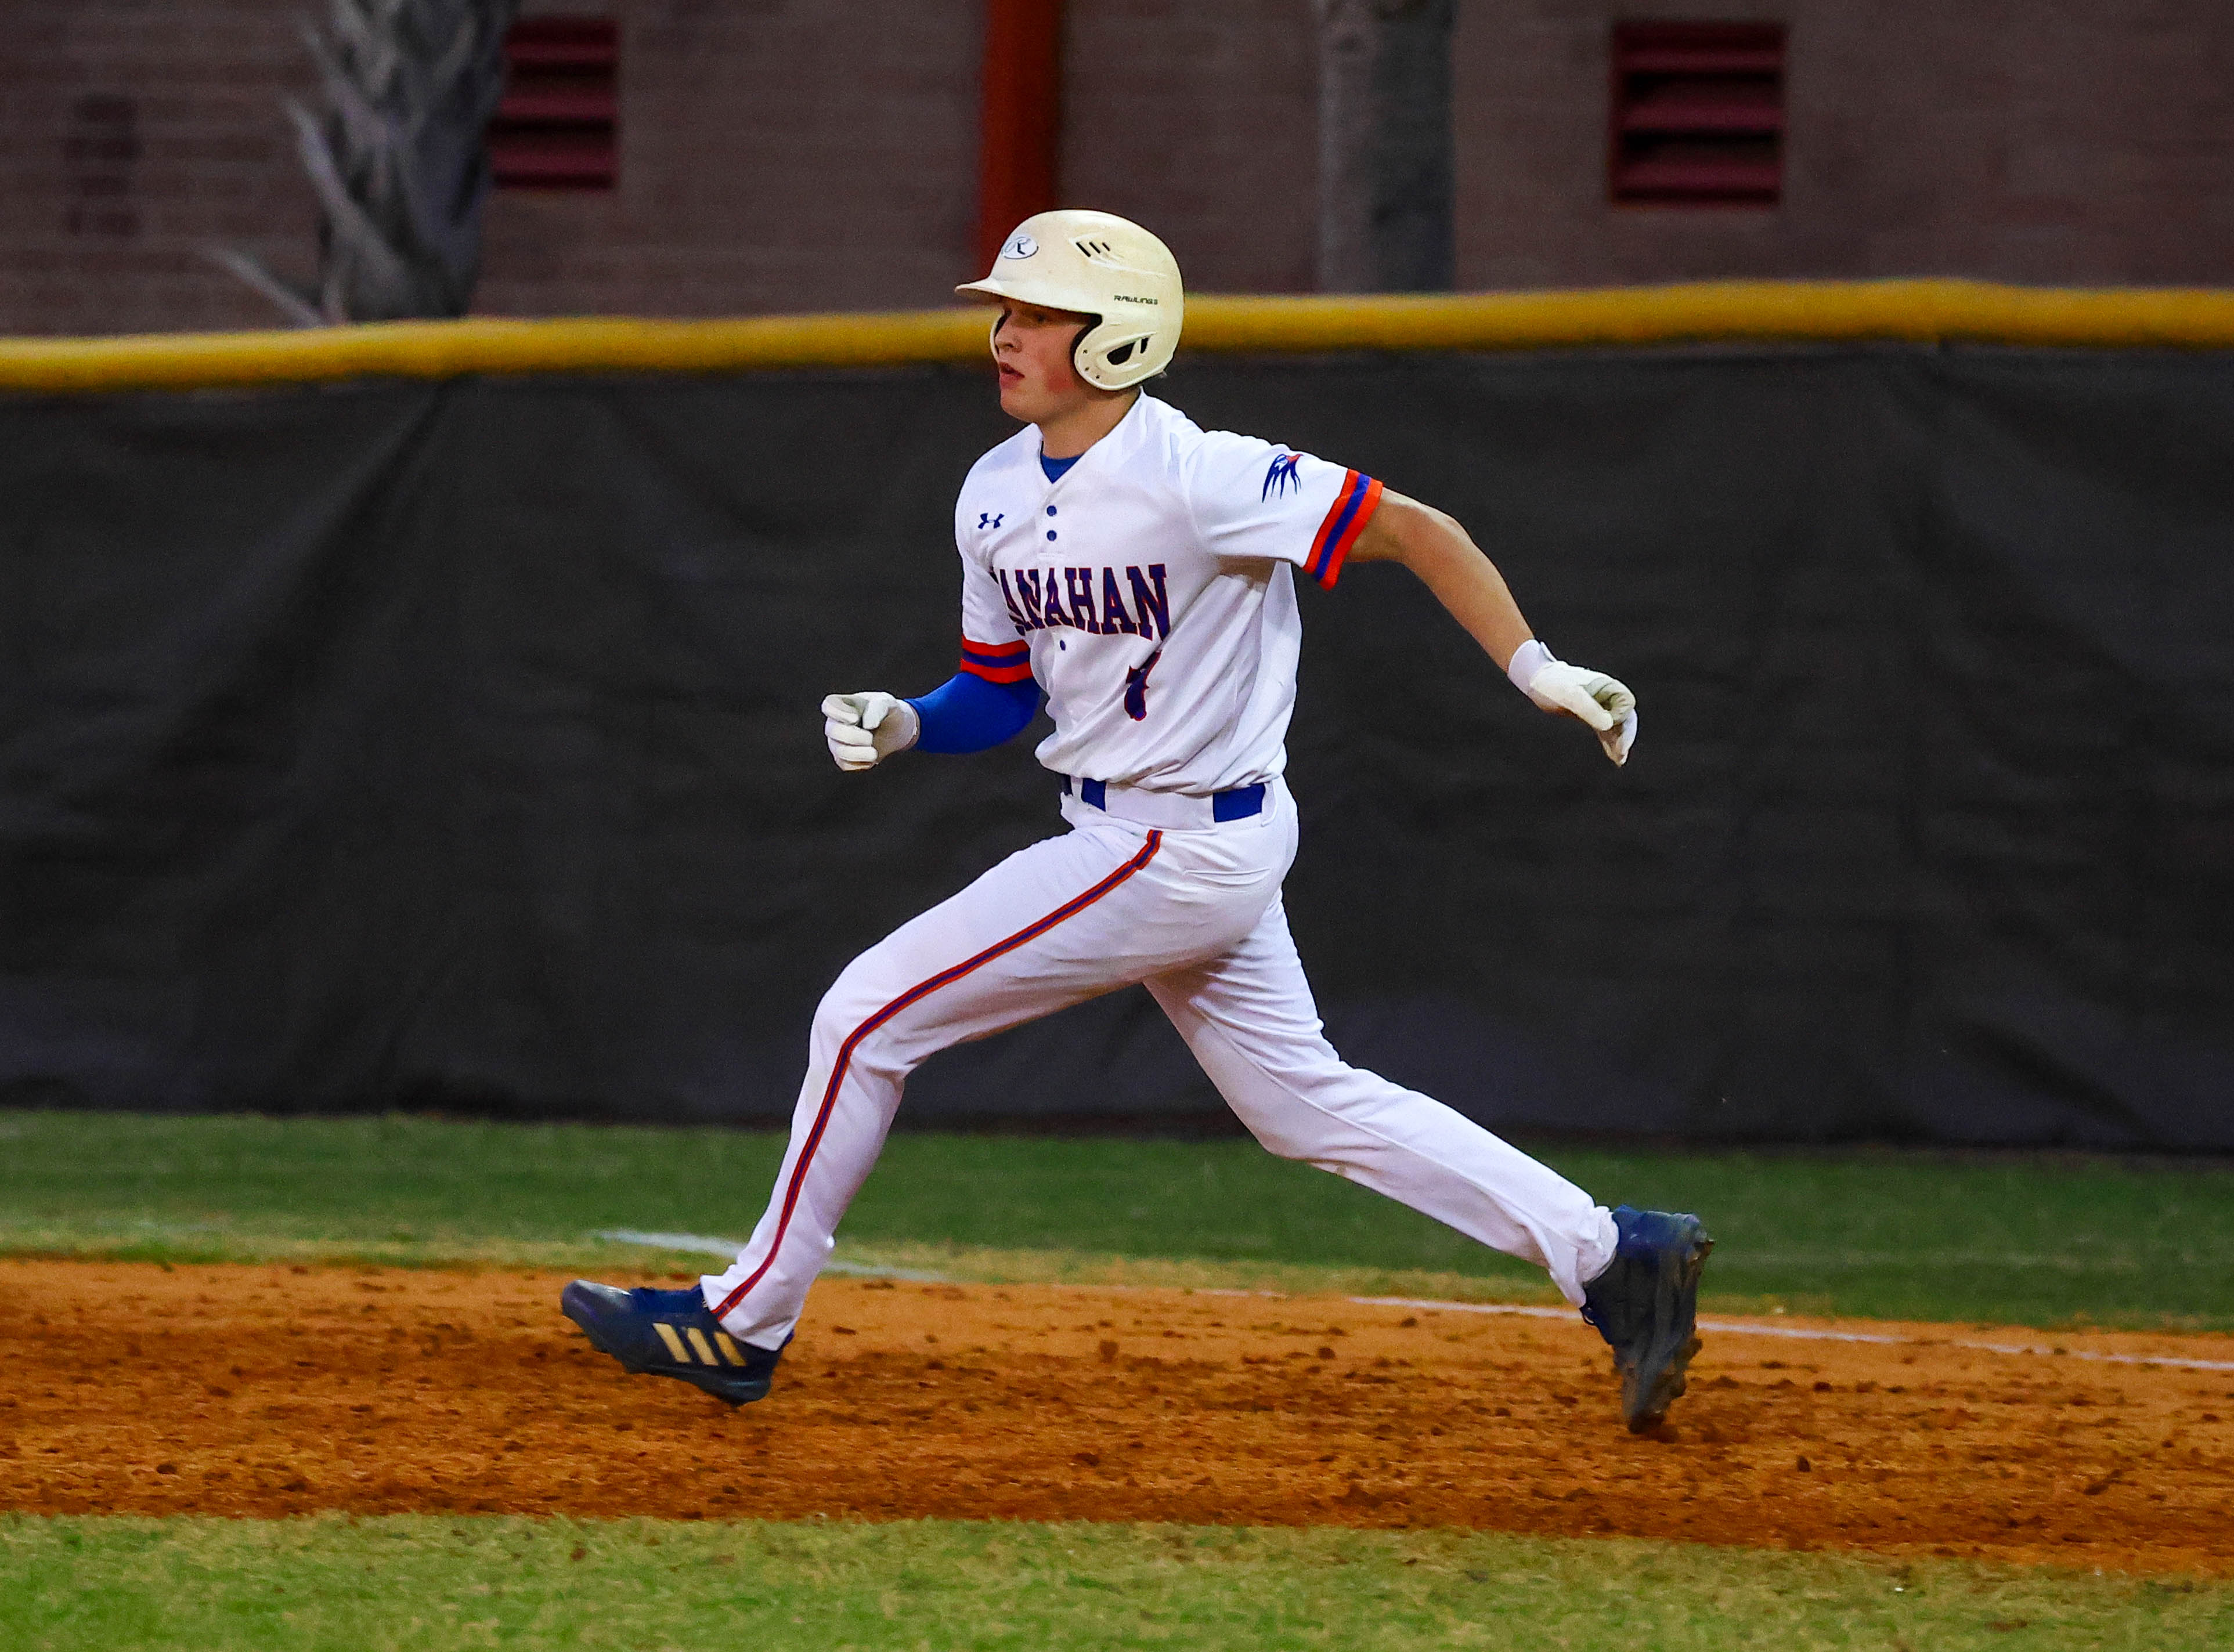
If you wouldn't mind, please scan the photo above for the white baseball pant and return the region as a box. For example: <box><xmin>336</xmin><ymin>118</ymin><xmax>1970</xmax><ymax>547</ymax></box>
<box><xmin>701</xmin><ymin>780</ymin><xmax>1618</xmax><ymax>1349</ymax></box>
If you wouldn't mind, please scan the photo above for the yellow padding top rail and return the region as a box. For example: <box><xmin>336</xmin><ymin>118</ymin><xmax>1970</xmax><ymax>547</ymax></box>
<box><xmin>6</xmin><ymin>279</ymin><xmax>2234</xmax><ymax>394</ymax></box>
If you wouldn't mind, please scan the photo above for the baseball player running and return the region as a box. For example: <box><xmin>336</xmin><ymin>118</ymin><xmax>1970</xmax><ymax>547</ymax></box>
<box><xmin>565</xmin><ymin>211</ymin><xmax>1711</xmax><ymax>1433</ymax></box>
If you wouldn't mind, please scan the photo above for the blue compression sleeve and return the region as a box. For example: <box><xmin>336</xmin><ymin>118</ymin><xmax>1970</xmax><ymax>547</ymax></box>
<box><xmin>907</xmin><ymin>671</ymin><xmax>1039</xmax><ymax>754</ymax></box>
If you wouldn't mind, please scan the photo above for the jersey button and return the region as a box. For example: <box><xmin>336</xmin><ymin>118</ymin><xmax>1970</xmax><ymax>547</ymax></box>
<box><xmin>1046</xmin><ymin>530</ymin><xmax>1057</xmax><ymax>541</ymax></box>
<box><xmin>1046</xmin><ymin>506</ymin><xmax>1056</xmax><ymax>516</ymax></box>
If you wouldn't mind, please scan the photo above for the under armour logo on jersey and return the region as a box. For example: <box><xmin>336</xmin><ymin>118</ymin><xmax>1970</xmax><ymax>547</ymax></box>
<box><xmin>1262</xmin><ymin>453</ymin><xmax>1302</xmax><ymax>500</ymax></box>
<box><xmin>978</xmin><ymin>512</ymin><xmax>1005</xmax><ymax>530</ymax></box>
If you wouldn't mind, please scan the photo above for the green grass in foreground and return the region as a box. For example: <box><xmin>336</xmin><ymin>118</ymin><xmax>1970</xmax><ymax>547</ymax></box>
<box><xmin>3</xmin><ymin>1109</ymin><xmax>2232</xmax><ymax>1329</ymax></box>
<box><xmin>1</xmin><ymin>1515</ymin><xmax>2225</xmax><ymax>1652</ymax></box>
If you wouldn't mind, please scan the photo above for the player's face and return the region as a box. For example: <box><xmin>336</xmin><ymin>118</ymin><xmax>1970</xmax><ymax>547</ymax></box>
<box><xmin>993</xmin><ymin>299</ymin><xmax>1095</xmax><ymax>424</ymax></box>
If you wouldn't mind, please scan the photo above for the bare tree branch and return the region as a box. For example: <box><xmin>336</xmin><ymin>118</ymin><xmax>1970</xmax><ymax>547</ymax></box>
<box><xmin>214</xmin><ymin>0</ymin><xmax>521</xmax><ymax>324</ymax></box>
<box><xmin>200</xmin><ymin>245</ymin><xmax>326</xmax><ymax>328</ymax></box>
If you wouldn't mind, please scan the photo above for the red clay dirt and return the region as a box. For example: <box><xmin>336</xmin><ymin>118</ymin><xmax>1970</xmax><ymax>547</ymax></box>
<box><xmin>3</xmin><ymin>1260</ymin><xmax>2230</xmax><ymax>1575</ymax></box>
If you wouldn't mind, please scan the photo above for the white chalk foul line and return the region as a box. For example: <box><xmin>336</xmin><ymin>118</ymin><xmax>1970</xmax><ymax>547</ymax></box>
<box><xmin>596</xmin><ymin>1228</ymin><xmax>737</xmax><ymax>1256</ymax></box>
<box><xmin>1347</xmin><ymin>1296</ymin><xmax>2234</xmax><ymax>1374</ymax></box>
<box><xmin>1940</xmin><ymin>1339</ymin><xmax>2234</xmax><ymax>1375</ymax></box>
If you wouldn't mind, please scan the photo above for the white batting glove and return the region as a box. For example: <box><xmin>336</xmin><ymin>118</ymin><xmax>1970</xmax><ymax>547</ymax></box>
<box><xmin>822</xmin><ymin>691</ymin><xmax>921</xmax><ymax>772</ymax></box>
<box><xmin>1506</xmin><ymin>641</ymin><xmax>1638</xmax><ymax>767</ymax></box>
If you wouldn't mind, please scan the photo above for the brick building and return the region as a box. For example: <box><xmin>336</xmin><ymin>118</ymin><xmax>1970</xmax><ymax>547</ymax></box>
<box><xmin>2</xmin><ymin>0</ymin><xmax>2230</xmax><ymax>336</ymax></box>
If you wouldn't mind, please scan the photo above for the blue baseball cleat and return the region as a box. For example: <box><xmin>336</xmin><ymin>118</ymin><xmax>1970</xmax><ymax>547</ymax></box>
<box><xmin>561</xmin><ymin>1281</ymin><xmax>786</xmax><ymax>1407</ymax></box>
<box><xmin>1579</xmin><ymin>1205</ymin><xmax>1713</xmax><ymax>1433</ymax></box>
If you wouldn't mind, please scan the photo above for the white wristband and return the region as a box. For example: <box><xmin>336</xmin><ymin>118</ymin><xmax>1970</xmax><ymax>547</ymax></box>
<box><xmin>1506</xmin><ymin>638</ymin><xmax>1555</xmax><ymax>697</ymax></box>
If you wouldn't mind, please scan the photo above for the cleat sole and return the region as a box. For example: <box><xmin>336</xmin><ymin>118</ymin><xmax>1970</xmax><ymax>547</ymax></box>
<box><xmin>1622</xmin><ymin>1232</ymin><xmax>1712</xmax><ymax>1433</ymax></box>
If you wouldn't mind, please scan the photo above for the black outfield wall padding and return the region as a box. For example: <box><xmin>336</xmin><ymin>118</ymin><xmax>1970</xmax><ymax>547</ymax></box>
<box><xmin>3</xmin><ymin>347</ymin><xmax>2231</xmax><ymax>1147</ymax></box>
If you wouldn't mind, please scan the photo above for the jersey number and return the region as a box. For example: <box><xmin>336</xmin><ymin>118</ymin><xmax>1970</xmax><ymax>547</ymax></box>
<box><xmin>1123</xmin><ymin>649</ymin><xmax>1163</xmax><ymax>721</ymax></box>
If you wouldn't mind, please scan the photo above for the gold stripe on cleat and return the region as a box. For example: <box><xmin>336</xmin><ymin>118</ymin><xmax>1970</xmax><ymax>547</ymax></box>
<box><xmin>713</xmin><ymin>1332</ymin><xmax>745</xmax><ymax>1367</ymax></box>
<box><xmin>684</xmin><ymin>1327</ymin><xmax>719</xmax><ymax>1366</ymax></box>
<box><xmin>652</xmin><ymin>1322</ymin><xmax>691</xmax><ymax>1362</ymax></box>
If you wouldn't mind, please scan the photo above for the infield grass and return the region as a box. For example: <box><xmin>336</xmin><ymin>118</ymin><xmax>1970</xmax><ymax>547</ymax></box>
<box><xmin>2</xmin><ymin>1514</ymin><xmax>2225</xmax><ymax>1652</ymax></box>
<box><xmin>2</xmin><ymin>1109</ymin><xmax>2232</xmax><ymax>1329</ymax></box>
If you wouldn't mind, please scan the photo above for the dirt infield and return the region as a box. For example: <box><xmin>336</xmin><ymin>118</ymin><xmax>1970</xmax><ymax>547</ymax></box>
<box><xmin>3</xmin><ymin>1260</ymin><xmax>2229</xmax><ymax>1575</ymax></box>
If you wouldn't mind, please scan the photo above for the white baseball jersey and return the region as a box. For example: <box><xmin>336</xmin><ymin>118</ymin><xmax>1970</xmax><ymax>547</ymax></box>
<box><xmin>950</xmin><ymin>393</ymin><xmax>1384</xmax><ymax>794</ymax></box>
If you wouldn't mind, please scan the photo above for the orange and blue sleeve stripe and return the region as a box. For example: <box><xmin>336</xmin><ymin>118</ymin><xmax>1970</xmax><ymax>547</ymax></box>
<box><xmin>958</xmin><ymin>635</ymin><xmax>1033</xmax><ymax>684</ymax></box>
<box><xmin>1306</xmin><ymin>470</ymin><xmax>1384</xmax><ymax>590</ymax></box>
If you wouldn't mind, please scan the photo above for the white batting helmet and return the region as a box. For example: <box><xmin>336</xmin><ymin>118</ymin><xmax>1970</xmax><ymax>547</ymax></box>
<box><xmin>957</xmin><ymin>209</ymin><xmax>1184</xmax><ymax>391</ymax></box>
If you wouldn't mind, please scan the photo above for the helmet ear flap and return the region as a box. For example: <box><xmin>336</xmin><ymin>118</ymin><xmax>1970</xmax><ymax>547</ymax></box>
<box><xmin>1069</xmin><ymin>314</ymin><xmax>1102</xmax><ymax>384</ymax></box>
<box><xmin>1073</xmin><ymin>321</ymin><xmax>1167</xmax><ymax>391</ymax></box>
